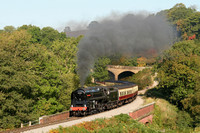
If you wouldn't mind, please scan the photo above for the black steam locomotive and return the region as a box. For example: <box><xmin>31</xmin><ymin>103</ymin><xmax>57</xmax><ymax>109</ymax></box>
<box><xmin>70</xmin><ymin>81</ymin><xmax>138</xmax><ymax>116</ymax></box>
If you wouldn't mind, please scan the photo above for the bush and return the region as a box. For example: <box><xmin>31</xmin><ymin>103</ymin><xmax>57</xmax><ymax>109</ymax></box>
<box><xmin>125</xmin><ymin>68</ymin><xmax>153</xmax><ymax>90</ymax></box>
<box><xmin>176</xmin><ymin>111</ymin><xmax>193</xmax><ymax>129</ymax></box>
<box><xmin>114</xmin><ymin>114</ymin><xmax>131</xmax><ymax>123</ymax></box>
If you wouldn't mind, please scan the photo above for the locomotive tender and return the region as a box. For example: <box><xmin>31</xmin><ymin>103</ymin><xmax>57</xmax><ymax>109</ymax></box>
<box><xmin>70</xmin><ymin>81</ymin><xmax>138</xmax><ymax>116</ymax></box>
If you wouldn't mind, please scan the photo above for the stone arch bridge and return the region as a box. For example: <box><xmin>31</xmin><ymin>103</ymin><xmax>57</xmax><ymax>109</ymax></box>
<box><xmin>107</xmin><ymin>65</ymin><xmax>151</xmax><ymax>80</ymax></box>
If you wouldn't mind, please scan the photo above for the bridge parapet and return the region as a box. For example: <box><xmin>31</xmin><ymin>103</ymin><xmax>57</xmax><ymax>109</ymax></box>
<box><xmin>107</xmin><ymin>65</ymin><xmax>152</xmax><ymax>80</ymax></box>
<box><xmin>107</xmin><ymin>65</ymin><xmax>148</xmax><ymax>70</ymax></box>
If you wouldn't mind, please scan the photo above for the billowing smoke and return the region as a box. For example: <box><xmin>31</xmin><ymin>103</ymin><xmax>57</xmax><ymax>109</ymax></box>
<box><xmin>77</xmin><ymin>13</ymin><xmax>176</xmax><ymax>86</ymax></box>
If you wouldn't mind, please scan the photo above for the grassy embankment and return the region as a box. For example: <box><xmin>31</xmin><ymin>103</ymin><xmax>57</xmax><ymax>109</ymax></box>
<box><xmin>50</xmin><ymin>91</ymin><xmax>199</xmax><ymax>133</ymax></box>
<box><xmin>49</xmin><ymin>113</ymin><xmax>160</xmax><ymax>133</ymax></box>
<box><xmin>143</xmin><ymin>88</ymin><xmax>200</xmax><ymax>133</ymax></box>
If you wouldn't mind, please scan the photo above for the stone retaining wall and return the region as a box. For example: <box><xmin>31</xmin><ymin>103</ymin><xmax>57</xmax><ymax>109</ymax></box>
<box><xmin>39</xmin><ymin>111</ymin><xmax>69</xmax><ymax>124</ymax></box>
<box><xmin>129</xmin><ymin>102</ymin><xmax>155</xmax><ymax>124</ymax></box>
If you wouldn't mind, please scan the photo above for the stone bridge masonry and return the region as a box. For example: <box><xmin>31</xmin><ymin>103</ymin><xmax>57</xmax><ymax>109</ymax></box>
<box><xmin>107</xmin><ymin>65</ymin><xmax>151</xmax><ymax>80</ymax></box>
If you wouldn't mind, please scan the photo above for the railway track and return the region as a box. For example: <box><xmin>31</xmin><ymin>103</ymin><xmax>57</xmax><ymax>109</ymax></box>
<box><xmin>2</xmin><ymin>81</ymin><xmax>157</xmax><ymax>133</ymax></box>
<box><xmin>1</xmin><ymin>117</ymin><xmax>79</xmax><ymax>133</ymax></box>
<box><xmin>2</xmin><ymin>98</ymin><xmax>138</xmax><ymax>133</ymax></box>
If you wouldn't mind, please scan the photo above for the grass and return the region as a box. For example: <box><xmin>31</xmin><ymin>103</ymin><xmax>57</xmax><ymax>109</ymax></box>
<box><xmin>49</xmin><ymin>114</ymin><xmax>161</xmax><ymax>133</ymax></box>
<box><xmin>143</xmin><ymin>87</ymin><xmax>196</xmax><ymax>133</ymax></box>
<box><xmin>50</xmin><ymin>87</ymin><xmax>198</xmax><ymax>133</ymax></box>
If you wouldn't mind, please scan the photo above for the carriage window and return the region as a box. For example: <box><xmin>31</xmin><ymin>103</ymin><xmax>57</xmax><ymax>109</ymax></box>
<box><xmin>120</xmin><ymin>91</ymin><xmax>127</xmax><ymax>96</ymax></box>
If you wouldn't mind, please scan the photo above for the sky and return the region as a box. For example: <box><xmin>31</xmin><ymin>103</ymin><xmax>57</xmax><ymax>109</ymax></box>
<box><xmin>1</xmin><ymin>0</ymin><xmax>200</xmax><ymax>31</ymax></box>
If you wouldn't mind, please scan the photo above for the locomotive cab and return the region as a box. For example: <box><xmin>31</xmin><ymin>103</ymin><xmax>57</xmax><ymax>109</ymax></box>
<box><xmin>70</xmin><ymin>88</ymin><xmax>88</xmax><ymax>116</ymax></box>
<box><xmin>70</xmin><ymin>87</ymin><xmax>109</xmax><ymax>116</ymax></box>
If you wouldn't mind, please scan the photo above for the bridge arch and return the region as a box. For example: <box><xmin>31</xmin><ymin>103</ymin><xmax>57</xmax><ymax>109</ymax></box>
<box><xmin>108</xmin><ymin>71</ymin><xmax>115</xmax><ymax>80</ymax></box>
<box><xmin>107</xmin><ymin>65</ymin><xmax>149</xmax><ymax>81</ymax></box>
<box><xmin>118</xmin><ymin>71</ymin><xmax>135</xmax><ymax>80</ymax></box>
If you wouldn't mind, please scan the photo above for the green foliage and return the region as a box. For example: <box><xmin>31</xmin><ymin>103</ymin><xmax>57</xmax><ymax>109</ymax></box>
<box><xmin>0</xmin><ymin>91</ymin><xmax>33</xmax><ymax>129</ymax></box>
<box><xmin>121</xmin><ymin>57</ymin><xmax>138</xmax><ymax>66</ymax></box>
<box><xmin>17</xmin><ymin>25</ymin><xmax>67</xmax><ymax>46</ymax></box>
<box><xmin>108</xmin><ymin>54</ymin><xmax>138</xmax><ymax>66</ymax></box>
<box><xmin>149</xmin><ymin>99</ymin><xmax>194</xmax><ymax>132</ymax></box>
<box><xmin>50</xmin><ymin>36</ymin><xmax>81</xmax><ymax>73</ymax></box>
<box><xmin>114</xmin><ymin>113</ymin><xmax>131</xmax><ymax>124</ymax></box>
<box><xmin>167</xmin><ymin>3</ymin><xmax>196</xmax><ymax>23</ymax></box>
<box><xmin>41</xmin><ymin>27</ymin><xmax>66</xmax><ymax>46</ymax></box>
<box><xmin>156</xmin><ymin>40</ymin><xmax>200</xmax><ymax>126</ymax></box>
<box><xmin>33</xmin><ymin>98</ymin><xmax>64</xmax><ymax>116</ymax></box>
<box><xmin>178</xmin><ymin>12</ymin><xmax>200</xmax><ymax>39</ymax></box>
<box><xmin>126</xmin><ymin>68</ymin><xmax>153</xmax><ymax>90</ymax></box>
<box><xmin>18</xmin><ymin>25</ymin><xmax>41</xmax><ymax>43</ymax></box>
<box><xmin>3</xmin><ymin>26</ymin><xmax>16</xmax><ymax>33</ymax></box>
<box><xmin>157</xmin><ymin>3</ymin><xmax>199</xmax><ymax>41</ymax></box>
<box><xmin>176</xmin><ymin>111</ymin><xmax>193</xmax><ymax>129</ymax></box>
<box><xmin>92</xmin><ymin>57</ymin><xmax>111</xmax><ymax>82</ymax></box>
<box><xmin>0</xmin><ymin>28</ymin><xmax>80</xmax><ymax>129</ymax></box>
<box><xmin>182</xmin><ymin>91</ymin><xmax>200</xmax><ymax>127</ymax></box>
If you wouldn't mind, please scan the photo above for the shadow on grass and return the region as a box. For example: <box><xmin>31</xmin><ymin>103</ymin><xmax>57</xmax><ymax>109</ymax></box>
<box><xmin>143</xmin><ymin>87</ymin><xmax>169</xmax><ymax>100</ymax></box>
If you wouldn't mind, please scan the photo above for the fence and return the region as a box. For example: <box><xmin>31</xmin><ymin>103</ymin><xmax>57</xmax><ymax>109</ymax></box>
<box><xmin>21</xmin><ymin>120</ymin><xmax>39</xmax><ymax>128</ymax></box>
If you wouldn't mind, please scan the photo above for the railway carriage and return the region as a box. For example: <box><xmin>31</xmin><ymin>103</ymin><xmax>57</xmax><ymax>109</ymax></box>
<box><xmin>70</xmin><ymin>81</ymin><xmax>138</xmax><ymax>116</ymax></box>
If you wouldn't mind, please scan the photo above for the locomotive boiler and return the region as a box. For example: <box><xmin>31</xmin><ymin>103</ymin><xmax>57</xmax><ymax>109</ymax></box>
<box><xmin>70</xmin><ymin>81</ymin><xmax>138</xmax><ymax>116</ymax></box>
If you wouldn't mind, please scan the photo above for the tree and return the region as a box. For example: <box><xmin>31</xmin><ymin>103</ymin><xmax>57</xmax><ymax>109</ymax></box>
<box><xmin>177</xmin><ymin>12</ymin><xmax>200</xmax><ymax>39</ymax></box>
<box><xmin>167</xmin><ymin>3</ymin><xmax>196</xmax><ymax>24</ymax></box>
<box><xmin>156</xmin><ymin>40</ymin><xmax>200</xmax><ymax>126</ymax></box>
<box><xmin>4</xmin><ymin>26</ymin><xmax>16</xmax><ymax>33</ymax></box>
<box><xmin>50</xmin><ymin>37</ymin><xmax>81</xmax><ymax>109</ymax></box>
<box><xmin>121</xmin><ymin>57</ymin><xmax>138</xmax><ymax>66</ymax></box>
<box><xmin>93</xmin><ymin>57</ymin><xmax>111</xmax><ymax>82</ymax></box>
<box><xmin>157</xmin><ymin>40</ymin><xmax>200</xmax><ymax>105</ymax></box>
<box><xmin>18</xmin><ymin>25</ymin><xmax>42</xmax><ymax>43</ymax></box>
<box><xmin>50</xmin><ymin>36</ymin><xmax>82</xmax><ymax>73</ymax></box>
<box><xmin>18</xmin><ymin>25</ymin><xmax>67</xmax><ymax>46</ymax></box>
<box><xmin>41</xmin><ymin>27</ymin><xmax>66</xmax><ymax>46</ymax></box>
<box><xmin>126</xmin><ymin>68</ymin><xmax>153</xmax><ymax>90</ymax></box>
<box><xmin>0</xmin><ymin>26</ymin><xmax>81</xmax><ymax>129</ymax></box>
<box><xmin>137</xmin><ymin>57</ymin><xmax>147</xmax><ymax>67</ymax></box>
<box><xmin>0</xmin><ymin>30</ymin><xmax>38</xmax><ymax>128</ymax></box>
<box><xmin>0</xmin><ymin>91</ymin><xmax>33</xmax><ymax>129</ymax></box>
<box><xmin>182</xmin><ymin>90</ymin><xmax>200</xmax><ymax>127</ymax></box>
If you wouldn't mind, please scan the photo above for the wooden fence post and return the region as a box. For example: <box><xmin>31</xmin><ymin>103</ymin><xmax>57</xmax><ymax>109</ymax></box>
<box><xmin>21</xmin><ymin>123</ymin><xmax>23</xmax><ymax>128</ymax></box>
<box><xmin>29</xmin><ymin>121</ymin><xmax>31</xmax><ymax>126</ymax></box>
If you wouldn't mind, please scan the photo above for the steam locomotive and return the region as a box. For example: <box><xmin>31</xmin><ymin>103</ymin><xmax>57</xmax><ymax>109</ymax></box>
<box><xmin>70</xmin><ymin>81</ymin><xmax>138</xmax><ymax>116</ymax></box>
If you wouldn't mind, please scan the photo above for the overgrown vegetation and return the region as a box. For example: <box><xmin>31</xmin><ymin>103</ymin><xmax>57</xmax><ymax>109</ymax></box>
<box><xmin>124</xmin><ymin>68</ymin><xmax>153</xmax><ymax>90</ymax></box>
<box><xmin>155</xmin><ymin>40</ymin><xmax>200</xmax><ymax>127</ymax></box>
<box><xmin>0</xmin><ymin>26</ymin><xmax>81</xmax><ymax>129</ymax></box>
<box><xmin>144</xmin><ymin>88</ymin><xmax>200</xmax><ymax>132</ymax></box>
<box><xmin>153</xmin><ymin>3</ymin><xmax>200</xmax><ymax>129</ymax></box>
<box><xmin>149</xmin><ymin>98</ymin><xmax>194</xmax><ymax>132</ymax></box>
<box><xmin>49</xmin><ymin>114</ymin><xmax>161</xmax><ymax>133</ymax></box>
<box><xmin>92</xmin><ymin>57</ymin><xmax>111</xmax><ymax>82</ymax></box>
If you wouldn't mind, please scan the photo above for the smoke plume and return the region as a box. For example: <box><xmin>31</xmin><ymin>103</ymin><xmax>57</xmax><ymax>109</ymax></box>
<box><xmin>77</xmin><ymin>13</ymin><xmax>176</xmax><ymax>86</ymax></box>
